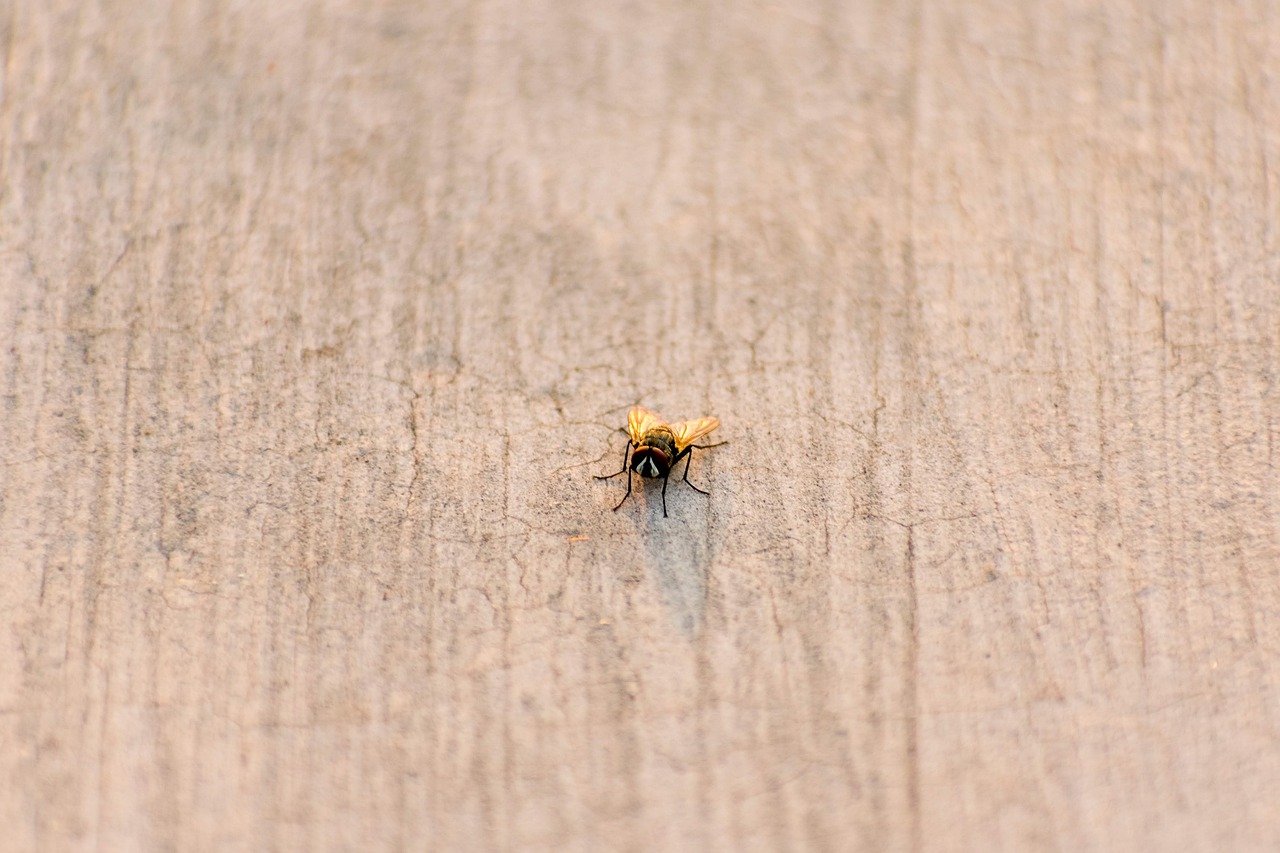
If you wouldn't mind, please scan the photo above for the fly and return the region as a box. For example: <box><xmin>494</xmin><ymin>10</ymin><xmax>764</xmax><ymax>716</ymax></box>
<box><xmin>595</xmin><ymin>406</ymin><xmax>725</xmax><ymax>517</ymax></box>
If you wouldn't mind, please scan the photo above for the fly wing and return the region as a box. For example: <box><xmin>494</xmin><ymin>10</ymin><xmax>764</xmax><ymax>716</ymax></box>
<box><xmin>626</xmin><ymin>406</ymin><xmax>665</xmax><ymax>445</ymax></box>
<box><xmin>671</xmin><ymin>416</ymin><xmax>720</xmax><ymax>452</ymax></box>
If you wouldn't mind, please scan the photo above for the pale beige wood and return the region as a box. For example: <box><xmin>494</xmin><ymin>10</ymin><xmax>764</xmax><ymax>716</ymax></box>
<box><xmin>2</xmin><ymin>1</ymin><xmax>1278</xmax><ymax>850</ymax></box>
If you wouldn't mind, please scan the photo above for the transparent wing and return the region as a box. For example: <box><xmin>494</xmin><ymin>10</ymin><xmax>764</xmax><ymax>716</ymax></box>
<box><xmin>672</xmin><ymin>416</ymin><xmax>720</xmax><ymax>452</ymax></box>
<box><xmin>626</xmin><ymin>406</ymin><xmax>665</xmax><ymax>444</ymax></box>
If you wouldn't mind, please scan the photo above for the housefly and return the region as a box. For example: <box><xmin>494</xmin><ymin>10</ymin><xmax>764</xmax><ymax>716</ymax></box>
<box><xmin>596</xmin><ymin>406</ymin><xmax>725</xmax><ymax>517</ymax></box>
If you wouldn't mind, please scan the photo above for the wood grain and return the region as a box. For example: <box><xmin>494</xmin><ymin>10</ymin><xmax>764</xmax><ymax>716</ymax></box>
<box><xmin>2</xmin><ymin>1</ymin><xmax>1278</xmax><ymax>850</ymax></box>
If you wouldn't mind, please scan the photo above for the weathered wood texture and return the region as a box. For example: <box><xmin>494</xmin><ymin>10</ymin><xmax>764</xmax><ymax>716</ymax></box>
<box><xmin>3</xmin><ymin>1</ymin><xmax>1278</xmax><ymax>850</ymax></box>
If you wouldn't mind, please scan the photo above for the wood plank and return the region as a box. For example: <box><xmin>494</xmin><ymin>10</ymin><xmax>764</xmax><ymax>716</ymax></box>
<box><xmin>2</xmin><ymin>1</ymin><xmax>1277</xmax><ymax>850</ymax></box>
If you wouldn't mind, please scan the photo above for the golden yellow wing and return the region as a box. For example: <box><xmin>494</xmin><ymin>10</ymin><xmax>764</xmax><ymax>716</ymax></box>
<box><xmin>672</xmin><ymin>416</ymin><xmax>720</xmax><ymax>452</ymax></box>
<box><xmin>626</xmin><ymin>406</ymin><xmax>666</xmax><ymax>444</ymax></box>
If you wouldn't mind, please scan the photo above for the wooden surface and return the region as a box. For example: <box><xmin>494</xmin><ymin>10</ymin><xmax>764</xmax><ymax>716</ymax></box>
<box><xmin>3</xmin><ymin>1</ymin><xmax>1278</xmax><ymax>850</ymax></box>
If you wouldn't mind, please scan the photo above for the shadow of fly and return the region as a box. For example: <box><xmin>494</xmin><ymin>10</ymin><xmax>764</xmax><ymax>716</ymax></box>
<box><xmin>596</xmin><ymin>406</ymin><xmax>726</xmax><ymax>517</ymax></box>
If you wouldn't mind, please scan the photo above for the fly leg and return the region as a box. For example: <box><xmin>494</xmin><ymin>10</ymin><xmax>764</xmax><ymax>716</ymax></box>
<box><xmin>595</xmin><ymin>443</ymin><xmax>631</xmax><ymax>479</ymax></box>
<box><xmin>680</xmin><ymin>449</ymin><xmax>711</xmax><ymax>496</ymax></box>
<box><xmin>673</xmin><ymin>444</ymin><xmax>721</xmax><ymax>497</ymax></box>
<box><xmin>595</xmin><ymin>444</ymin><xmax>634</xmax><ymax>510</ymax></box>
